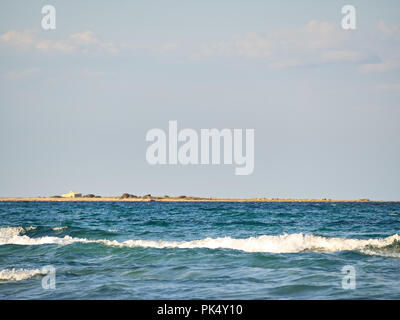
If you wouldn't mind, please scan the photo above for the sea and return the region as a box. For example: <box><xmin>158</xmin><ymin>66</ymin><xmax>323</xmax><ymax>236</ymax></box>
<box><xmin>0</xmin><ymin>201</ymin><xmax>399</xmax><ymax>299</ymax></box>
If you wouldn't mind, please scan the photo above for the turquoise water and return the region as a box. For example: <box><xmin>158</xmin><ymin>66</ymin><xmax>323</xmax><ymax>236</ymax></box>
<box><xmin>0</xmin><ymin>201</ymin><xmax>400</xmax><ymax>299</ymax></box>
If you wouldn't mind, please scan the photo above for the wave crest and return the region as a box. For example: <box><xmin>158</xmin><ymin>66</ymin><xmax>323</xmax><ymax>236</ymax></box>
<box><xmin>0</xmin><ymin>227</ymin><xmax>399</xmax><ymax>256</ymax></box>
<box><xmin>52</xmin><ymin>226</ymin><xmax>68</xmax><ymax>231</ymax></box>
<box><xmin>0</xmin><ymin>268</ymin><xmax>43</xmax><ymax>282</ymax></box>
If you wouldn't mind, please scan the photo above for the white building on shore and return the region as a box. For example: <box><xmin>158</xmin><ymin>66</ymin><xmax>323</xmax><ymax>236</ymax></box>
<box><xmin>61</xmin><ymin>191</ymin><xmax>82</xmax><ymax>198</ymax></box>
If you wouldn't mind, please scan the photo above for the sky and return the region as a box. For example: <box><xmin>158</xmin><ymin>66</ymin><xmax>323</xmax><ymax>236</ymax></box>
<box><xmin>0</xmin><ymin>0</ymin><xmax>399</xmax><ymax>200</ymax></box>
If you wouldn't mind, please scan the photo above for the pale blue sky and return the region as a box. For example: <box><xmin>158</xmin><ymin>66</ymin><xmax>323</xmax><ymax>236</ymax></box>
<box><xmin>0</xmin><ymin>1</ymin><xmax>399</xmax><ymax>199</ymax></box>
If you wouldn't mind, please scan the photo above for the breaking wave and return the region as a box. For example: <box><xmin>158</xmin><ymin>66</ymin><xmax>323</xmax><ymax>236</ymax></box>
<box><xmin>0</xmin><ymin>226</ymin><xmax>399</xmax><ymax>256</ymax></box>
<box><xmin>0</xmin><ymin>268</ymin><xmax>43</xmax><ymax>282</ymax></box>
<box><xmin>52</xmin><ymin>226</ymin><xmax>68</xmax><ymax>231</ymax></box>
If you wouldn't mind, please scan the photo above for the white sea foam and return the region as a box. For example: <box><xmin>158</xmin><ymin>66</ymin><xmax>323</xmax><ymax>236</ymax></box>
<box><xmin>52</xmin><ymin>226</ymin><xmax>68</xmax><ymax>231</ymax></box>
<box><xmin>0</xmin><ymin>268</ymin><xmax>43</xmax><ymax>282</ymax></box>
<box><xmin>0</xmin><ymin>226</ymin><xmax>25</xmax><ymax>238</ymax></box>
<box><xmin>117</xmin><ymin>233</ymin><xmax>400</xmax><ymax>256</ymax></box>
<box><xmin>0</xmin><ymin>227</ymin><xmax>399</xmax><ymax>256</ymax></box>
<box><xmin>360</xmin><ymin>248</ymin><xmax>400</xmax><ymax>258</ymax></box>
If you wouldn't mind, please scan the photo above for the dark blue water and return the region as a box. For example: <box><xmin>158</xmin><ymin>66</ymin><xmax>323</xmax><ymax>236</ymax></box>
<box><xmin>0</xmin><ymin>201</ymin><xmax>400</xmax><ymax>299</ymax></box>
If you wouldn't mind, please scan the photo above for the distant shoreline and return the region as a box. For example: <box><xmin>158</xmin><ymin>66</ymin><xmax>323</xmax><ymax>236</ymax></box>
<box><xmin>0</xmin><ymin>197</ymin><xmax>399</xmax><ymax>203</ymax></box>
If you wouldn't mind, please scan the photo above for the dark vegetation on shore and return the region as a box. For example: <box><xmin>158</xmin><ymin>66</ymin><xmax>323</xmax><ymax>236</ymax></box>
<box><xmin>48</xmin><ymin>193</ymin><xmax>208</xmax><ymax>200</ymax></box>
<box><xmin>120</xmin><ymin>193</ymin><xmax>206</xmax><ymax>200</ymax></box>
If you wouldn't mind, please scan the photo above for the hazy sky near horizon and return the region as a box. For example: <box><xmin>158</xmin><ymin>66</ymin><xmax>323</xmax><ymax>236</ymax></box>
<box><xmin>1</xmin><ymin>0</ymin><xmax>400</xmax><ymax>199</ymax></box>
